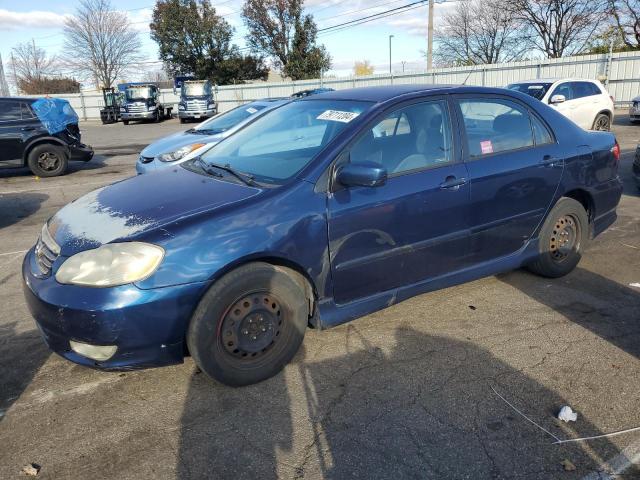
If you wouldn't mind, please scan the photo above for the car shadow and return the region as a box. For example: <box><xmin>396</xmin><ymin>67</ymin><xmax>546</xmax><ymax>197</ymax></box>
<box><xmin>500</xmin><ymin>268</ymin><xmax>640</xmax><ymax>360</ymax></box>
<box><xmin>0</xmin><ymin>192</ymin><xmax>49</xmax><ymax>229</ymax></box>
<box><xmin>0</xmin><ymin>320</ymin><xmax>51</xmax><ymax>421</ymax></box>
<box><xmin>176</xmin><ymin>325</ymin><xmax>633</xmax><ymax>478</ymax></box>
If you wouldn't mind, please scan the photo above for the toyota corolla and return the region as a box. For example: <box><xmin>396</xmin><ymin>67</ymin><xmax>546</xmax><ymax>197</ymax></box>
<box><xmin>22</xmin><ymin>85</ymin><xmax>623</xmax><ymax>386</ymax></box>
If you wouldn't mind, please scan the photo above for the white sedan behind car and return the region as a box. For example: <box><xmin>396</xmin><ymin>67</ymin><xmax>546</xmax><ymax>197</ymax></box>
<box><xmin>507</xmin><ymin>78</ymin><xmax>615</xmax><ymax>131</ymax></box>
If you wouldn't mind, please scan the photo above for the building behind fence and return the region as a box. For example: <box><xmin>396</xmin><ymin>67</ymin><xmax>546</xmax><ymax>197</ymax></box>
<box><xmin>39</xmin><ymin>51</ymin><xmax>640</xmax><ymax>120</ymax></box>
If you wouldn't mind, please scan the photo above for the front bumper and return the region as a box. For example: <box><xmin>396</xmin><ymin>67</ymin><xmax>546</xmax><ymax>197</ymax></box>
<box><xmin>178</xmin><ymin>109</ymin><xmax>216</xmax><ymax>119</ymax></box>
<box><xmin>121</xmin><ymin>111</ymin><xmax>156</xmax><ymax>120</ymax></box>
<box><xmin>69</xmin><ymin>142</ymin><xmax>94</xmax><ymax>162</ymax></box>
<box><xmin>22</xmin><ymin>248</ymin><xmax>208</xmax><ymax>370</ymax></box>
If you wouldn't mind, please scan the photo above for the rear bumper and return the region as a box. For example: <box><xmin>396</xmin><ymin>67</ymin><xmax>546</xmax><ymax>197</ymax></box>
<box><xmin>22</xmin><ymin>248</ymin><xmax>208</xmax><ymax>370</ymax></box>
<box><xmin>592</xmin><ymin>176</ymin><xmax>623</xmax><ymax>238</ymax></box>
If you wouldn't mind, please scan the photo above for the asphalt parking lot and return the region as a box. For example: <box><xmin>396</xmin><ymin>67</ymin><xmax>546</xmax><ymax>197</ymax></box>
<box><xmin>1</xmin><ymin>113</ymin><xmax>639</xmax><ymax>479</ymax></box>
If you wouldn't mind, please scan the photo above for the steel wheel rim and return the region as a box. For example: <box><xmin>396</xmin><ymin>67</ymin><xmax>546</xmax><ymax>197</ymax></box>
<box><xmin>220</xmin><ymin>292</ymin><xmax>283</xmax><ymax>360</ymax></box>
<box><xmin>549</xmin><ymin>214</ymin><xmax>580</xmax><ymax>262</ymax></box>
<box><xmin>37</xmin><ymin>152</ymin><xmax>60</xmax><ymax>171</ymax></box>
<box><xmin>595</xmin><ymin>116</ymin><xmax>610</xmax><ymax>131</ymax></box>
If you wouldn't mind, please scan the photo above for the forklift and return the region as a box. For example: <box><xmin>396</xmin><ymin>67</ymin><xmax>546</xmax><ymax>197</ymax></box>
<box><xmin>99</xmin><ymin>87</ymin><xmax>123</xmax><ymax>124</ymax></box>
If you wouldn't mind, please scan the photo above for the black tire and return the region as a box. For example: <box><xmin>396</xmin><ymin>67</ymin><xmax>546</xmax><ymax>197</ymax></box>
<box><xmin>180</xmin><ymin>118</ymin><xmax>186</xmax><ymax>124</ymax></box>
<box><xmin>527</xmin><ymin>197</ymin><xmax>589</xmax><ymax>278</ymax></box>
<box><xmin>592</xmin><ymin>113</ymin><xmax>611</xmax><ymax>131</ymax></box>
<box><xmin>27</xmin><ymin>144</ymin><xmax>69</xmax><ymax>177</ymax></box>
<box><xmin>154</xmin><ymin>110</ymin><xmax>161</xmax><ymax>123</ymax></box>
<box><xmin>123</xmin><ymin>120</ymin><xmax>130</xmax><ymax>125</ymax></box>
<box><xmin>187</xmin><ymin>262</ymin><xmax>309</xmax><ymax>387</ymax></box>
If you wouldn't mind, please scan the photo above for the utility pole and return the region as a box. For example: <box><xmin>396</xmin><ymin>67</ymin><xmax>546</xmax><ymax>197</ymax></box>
<box><xmin>427</xmin><ymin>0</ymin><xmax>434</xmax><ymax>70</ymax></box>
<box><xmin>389</xmin><ymin>35</ymin><xmax>394</xmax><ymax>74</ymax></box>
<box><xmin>10</xmin><ymin>52</ymin><xmax>19</xmax><ymax>95</ymax></box>
<box><xmin>0</xmin><ymin>54</ymin><xmax>9</xmax><ymax>96</ymax></box>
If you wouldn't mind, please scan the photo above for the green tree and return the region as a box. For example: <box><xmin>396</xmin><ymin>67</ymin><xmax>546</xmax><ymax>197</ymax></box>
<box><xmin>150</xmin><ymin>0</ymin><xmax>268</xmax><ymax>84</ymax></box>
<box><xmin>242</xmin><ymin>0</ymin><xmax>331</xmax><ymax>80</ymax></box>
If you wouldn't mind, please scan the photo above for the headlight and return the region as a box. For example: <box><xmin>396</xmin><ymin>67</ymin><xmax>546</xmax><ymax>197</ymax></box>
<box><xmin>120</xmin><ymin>107</ymin><xmax>126</xmax><ymax>112</ymax></box>
<box><xmin>148</xmin><ymin>105</ymin><xmax>157</xmax><ymax>111</ymax></box>
<box><xmin>178</xmin><ymin>104</ymin><xmax>186</xmax><ymax>110</ymax></box>
<box><xmin>158</xmin><ymin>143</ymin><xmax>205</xmax><ymax>162</ymax></box>
<box><xmin>55</xmin><ymin>242</ymin><xmax>164</xmax><ymax>287</ymax></box>
<box><xmin>208</xmin><ymin>103</ymin><xmax>216</xmax><ymax>109</ymax></box>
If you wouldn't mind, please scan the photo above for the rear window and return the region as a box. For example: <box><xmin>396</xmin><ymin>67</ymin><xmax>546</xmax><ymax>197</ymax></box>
<box><xmin>458</xmin><ymin>98</ymin><xmax>534</xmax><ymax>157</ymax></box>
<box><xmin>507</xmin><ymin>83</ymin><xmax>553</xmax><ymax>100</ymax></box>
<box><xmin>0</xmin><ymin>101</ymin><xmax>22</xmax><ymax>122</ymax></box>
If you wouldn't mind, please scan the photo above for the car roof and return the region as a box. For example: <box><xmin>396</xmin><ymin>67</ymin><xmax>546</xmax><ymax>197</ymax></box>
<box><xmin>0</xmin><ymin>96</ymin><xmax>37</xmax><ymax>102</ymax></box>
<box><xmin>510</xmin><ymin>78</ymin><xmax>600</xmax><ymax>84</ymax></box>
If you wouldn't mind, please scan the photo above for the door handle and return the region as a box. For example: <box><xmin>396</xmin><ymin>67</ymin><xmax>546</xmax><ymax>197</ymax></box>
<box><xmin>539</xmin><ymin>155</ymin><xmax>560</xmax><ymax>167</ymax></box>
<box><xmin>439</xmin><ymin>176</ymin><xmax>467</xmax><ymax>190</ymax></box>
<box><xmin>21</xmin><ymin>126</ymin><xmax>35</xmax><ymax>131</ymax></box>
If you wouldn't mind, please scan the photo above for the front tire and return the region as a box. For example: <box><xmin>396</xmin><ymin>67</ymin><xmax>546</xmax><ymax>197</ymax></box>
<box><xmin>27</xmin><ymin>144</ymin><xmax>69</xmax><ymax>177</ymax></box>
<box><xmin>527</xmin><ymin>197</ymin><xmax>589</xmax><ymax>278</ymax></box>
<box><xmin>123</xmin><ymin>120</ymin><xmax>130</xmax><ymax>125</ymax></box>
<box><xmin>187</xmin><ymin>263</ymin><xmax>309</xmax><ymax>387</ymax></box>
<box><xmin>592</xmin><ymin>113</ymin><xmax>611</xmax><ymax>131</ymax></box>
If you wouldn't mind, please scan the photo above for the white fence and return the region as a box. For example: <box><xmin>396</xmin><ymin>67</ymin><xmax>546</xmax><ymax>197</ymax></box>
<box><xmin>43</xmin><ymin>51</ymin><xmax>640</xmax><ymax>120</ymax></box>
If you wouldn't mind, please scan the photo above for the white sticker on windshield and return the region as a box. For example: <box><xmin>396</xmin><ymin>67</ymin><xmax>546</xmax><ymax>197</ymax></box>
<box><xmin>317</xmin><ymin>110</ymin><xmax>360</xmax><ymax>123</ymax></box>
<box><xmin>246</xmin><ymin>107</ymin><xmax>258</xmax><ymax>114</ymax></box>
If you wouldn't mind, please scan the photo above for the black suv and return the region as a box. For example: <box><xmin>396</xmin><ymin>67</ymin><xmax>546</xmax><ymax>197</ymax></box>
<box><xmin>0</xmin><ymin>97</ymin><xmax>93</xmax><ymax>177</ymax></box>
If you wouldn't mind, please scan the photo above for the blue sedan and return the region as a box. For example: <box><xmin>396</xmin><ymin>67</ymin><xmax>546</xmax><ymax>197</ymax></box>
<box><xmin>23</xmin><ymin>85</ymin><xmax>623</xmax><ymax>386</ymax></box>
<box><xmin>136</xmin><ymin>98</ymin><xmax>288</xmax><ymax>174</ymax></box>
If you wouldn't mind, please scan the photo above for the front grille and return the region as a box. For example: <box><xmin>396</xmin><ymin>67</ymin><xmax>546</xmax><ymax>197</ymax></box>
<box><xmin>35</xmin><ymin>224</ymin><xmax>60</xmax><ymax>276</ymax></box>
<box><xmin>185</xmin><ymin>100</ymin><xmax>208</xmax><ymax>111</ymax></box>
<box><xmin>139</xmin><ymin>155</ymin><xmax>154</xmax><ymax>164</ymax></box>
<box><xmin>128</xmin><ymin>104</ymin><xmax>147</xmax><ymax>113</ymax></box>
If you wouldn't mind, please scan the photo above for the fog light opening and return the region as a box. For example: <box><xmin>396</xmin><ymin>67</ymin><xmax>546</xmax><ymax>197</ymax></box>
<box><xmin>69</xmin><ymin>341</ymin><xmax>117</xmax><ymax>361</ymax></box>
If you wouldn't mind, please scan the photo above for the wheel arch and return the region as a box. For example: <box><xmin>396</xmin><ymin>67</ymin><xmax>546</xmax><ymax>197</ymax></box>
<box><xmin>562</xmin><ymin>188</ymin><xmax>595</xmax><ymax>225</ymax></box>
<box><xmin>23</xmin><ymin>137</ymin><xmax>68</xmax><ymax>164</ymax></box>
<box><xmin>593</xmin><ymin>109</ymin><xmax>613</xmax><ymax>128</ymax></box>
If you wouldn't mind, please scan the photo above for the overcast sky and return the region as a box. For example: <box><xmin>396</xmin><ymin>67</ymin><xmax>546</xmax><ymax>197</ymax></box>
<box><xmin>0</xmin><ymin>0</ymin><xmax>457</xmax><ymax>83</ymax></box>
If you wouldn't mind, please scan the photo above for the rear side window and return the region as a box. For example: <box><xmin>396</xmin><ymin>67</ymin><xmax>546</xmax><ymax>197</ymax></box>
<box><xmin>573</xmin><ymin>82</ymin><xmax>600</xmax><ymax>99</ymax></box>
<box><xmin>0</xmin><ymin>101</ymin><xmax>22</xmax><ymax>122</ymax></box>
<box><xmin>21</xmin><ymin>103</ymin><xmax>35</xmax><ymax>119</ymax></box>
<box><xmin>458</xmin><ymin>99</ymin><xmax>534</xmax><ymax>157</ymax></box>
<box><xmin>531</xmin><ymin>114</ymin><xmax>553</xmax><ymax>145</ymax></box>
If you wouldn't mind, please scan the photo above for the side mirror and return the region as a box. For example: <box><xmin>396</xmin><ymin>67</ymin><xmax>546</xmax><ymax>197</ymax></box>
<box><xmin>336</xmin><ymin>162</ymin><xmax>387</xmax><ymax>188</ymax></box>
<box><xmin>550</xmin><ymin>94</ymin><xmax>566</xmax><ymax>104</ymax></box>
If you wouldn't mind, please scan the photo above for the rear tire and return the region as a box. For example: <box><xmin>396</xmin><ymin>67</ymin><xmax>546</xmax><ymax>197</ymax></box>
<box><xmin>527</xmin><ymin>197</ymin><xmax>589</xmax><ymax>278</ymax></box>
<box><xmin>123</xmin><ymin>120</ymin><xmax>129</xmax><ymax>125</ymax></box>
<box><xmin>180</xmin><ymin>118</ymin><xmax>187</xmax><ymax>124</ymax></box>
<box><xmin>592</xmin><ymin>113</ymin><xmax>611</xmax><ymax>131</ymax></box>
<box><xmin>187</xmin><ymin>262</ymin><xmax>309</xmax><ymax>387</ymax></box>
<box><xmin>27</xmin><ymin>144</ymin><xmax>69</xmax><ymax>177</ymax></box>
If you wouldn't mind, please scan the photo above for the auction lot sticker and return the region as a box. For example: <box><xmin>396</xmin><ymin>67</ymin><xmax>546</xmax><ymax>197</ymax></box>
<box><xmin>317</xmin><ymin>110</ymin><xmax>360</xmax><ymax>123</ymax></box>
<box><xmin>480</xmin><ymin>140</ymin><xmax>494</xmax><ymax>154</ymax></box>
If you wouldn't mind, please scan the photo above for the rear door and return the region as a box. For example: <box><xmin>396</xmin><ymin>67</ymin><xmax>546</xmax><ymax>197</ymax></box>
<box><xmin>0</xmin><ymin>100</ymin><xmax>27</xmax><ymax>162</ymax></box>
<box><xmin>454</xmin><ymin>95</ymin><xmax>563</xmax><ymax>264</ymax></box>
<box><xmin>327</xmin><ymin>98</ymin><xmax>471</xmax><ymax>304</ymax></box>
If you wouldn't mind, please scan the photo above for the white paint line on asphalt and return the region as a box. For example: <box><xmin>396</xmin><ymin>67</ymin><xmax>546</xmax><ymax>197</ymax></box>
<box><xmin>581</xmin><ymin>439</ymin><xmax>640</xmax><ymax>480</ymax></box>
<box><xmin>621</xmin><ymin>243</ymin><xmax>639</xmax><ymax>249</ymax></box>
<box><xmin>0</xmin><ymin>180</ymin><xmax>109</xmax><ymax>195</ymax></box>
<box><xmin>0</xmin><ymin>250</ymin><xmax>27</xmax><ymax>257</ymax></box>
<box><xmin>630</xmin><ymin>283</ymin><xmax>640</xmax><ymax>289</ymax></box>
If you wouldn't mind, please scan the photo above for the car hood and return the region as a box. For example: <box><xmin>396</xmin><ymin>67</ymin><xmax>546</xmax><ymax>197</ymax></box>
<box><xmin>48</xmin><ymin>167</ymin><xmax>261</xmax><ymax>256</ymax></box>
<box><xmin>140</xmin><ymin>130</ymin><xmax>225</xmax><ymax>158</ymax></box>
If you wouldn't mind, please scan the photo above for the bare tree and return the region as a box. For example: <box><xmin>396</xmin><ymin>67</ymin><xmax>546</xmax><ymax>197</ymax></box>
<box><xmin>434</xmin><ymin>0</ymin><xmax>527</xmax><ymax>66</ymax></box>
<box><xmin>508</xmin><ymin>0</ymin><xmax>608</xmax><ymax>58</ymax></box>
<box><xmin>62</xmin><ymin>0</ymin><xmax>142</xmax><ymax>88</ymax></box>
<box><xmin>11</xmin><ymin>42</ymin><xmax>56</xmax><ymax>83</ymax></box>
<box><xmin>610</xmin><ymin>0</ymin><xmax>640</xmax><ymax>48</ymax></box>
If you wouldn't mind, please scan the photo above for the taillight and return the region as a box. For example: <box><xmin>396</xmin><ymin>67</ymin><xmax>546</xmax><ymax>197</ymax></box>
<box><xmin>612</xmin><ymin>141</ymin><xmax>620</xmax><ymax>162</ymax></box>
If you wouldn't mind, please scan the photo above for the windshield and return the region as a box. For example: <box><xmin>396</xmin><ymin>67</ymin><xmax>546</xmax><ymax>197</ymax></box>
<box><xmin>195</xmin><ymin>103</ymin><xmax>268</xmax><ymax>133</ymax></box>
<box><xmin>198</xmin><ymin>99</ymin><xmax>372</xmax><ymax>184</ymax></box>
<box><xmin>182</xmin><ymin>82</ymin><xmax>209</xmax><ymax>97</ymax></box>
<box><xmin>126</xmin><ymin>86</ymin><xmax>153</xmax><ymax>101</ymax></box>
<box><xmin>507</xmin><ymin>83</ymin><xmax>553</xmax><ymax>100</ymax></box>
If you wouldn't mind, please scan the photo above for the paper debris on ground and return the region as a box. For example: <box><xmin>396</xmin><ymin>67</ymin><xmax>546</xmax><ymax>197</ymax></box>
<box><xmin>630</xmin><ymin>283</ymin><xmax>640</xmax><ymax>288</ymax></box>
<box><xmin>21</xmin><ymin>464</ymin><xmax>40</xmax><ymax>476</ymax></box>
<box><xmin>561</xmin><ymin>459</ymin><xmax>576</xmax><ymax>471</ymax></box>
<box><xmin>558</xmin><ymin>406</ymin><xmax>578</xmax><ymax>422</ymax></box>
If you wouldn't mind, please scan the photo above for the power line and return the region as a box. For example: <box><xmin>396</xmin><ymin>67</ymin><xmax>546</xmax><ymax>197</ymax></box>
<box><xmin>318</xmin><ymin>0</ymin><xmax>428</xmax><ymax>34</ymax></box>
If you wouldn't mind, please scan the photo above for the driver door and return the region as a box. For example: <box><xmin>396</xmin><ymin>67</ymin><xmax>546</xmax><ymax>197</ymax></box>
<box><xmin>327</xmin><ymin>98</ymin><xmax>471</xmax><ymax>305</ymax></box>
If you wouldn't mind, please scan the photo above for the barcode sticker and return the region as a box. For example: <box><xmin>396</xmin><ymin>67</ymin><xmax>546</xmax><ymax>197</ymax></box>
<box><xmin>317</xmin><ymin>110</ymin><xmax>360</xmax><ymax>123</ymax></box>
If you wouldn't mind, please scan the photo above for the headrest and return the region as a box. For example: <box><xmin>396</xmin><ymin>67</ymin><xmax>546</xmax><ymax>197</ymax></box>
<box><xmin>493</xmin><ymin>113</ymin><xmax>528</xmax><ymax>135</ymax></box>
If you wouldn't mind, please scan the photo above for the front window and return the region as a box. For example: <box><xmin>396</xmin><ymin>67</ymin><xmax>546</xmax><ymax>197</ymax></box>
<box><xmin>507</xmin><ymin>83</ymin><xmax>553</xmax><ymax>100</ymax></box>
<box><xmin>126</xmin><ymin>86</ymin><xmax>153</xmax><ymax>101</ymax></box>
<box><xmin>197</xmin><ymin>99</ymin><xmax>372</xmax><ymax>184</ymax></box>
<box><xmin>194</xmin><ymin>103</ymin><xmax>268</xmax><ymax>134</ymax></box>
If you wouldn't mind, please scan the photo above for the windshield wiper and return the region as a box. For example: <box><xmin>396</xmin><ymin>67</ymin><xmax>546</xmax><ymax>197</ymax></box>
<box><xmin>193</xmin><ymin>157</ymin><xmax>257</xmax><ymax>187</ymax></box>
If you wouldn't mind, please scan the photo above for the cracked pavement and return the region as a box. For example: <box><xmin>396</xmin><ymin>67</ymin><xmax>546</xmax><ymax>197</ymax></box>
<box><xmin>1</xmin><ymin>115</ymin><xmax>639</xmax><ymax>479</ymax></box>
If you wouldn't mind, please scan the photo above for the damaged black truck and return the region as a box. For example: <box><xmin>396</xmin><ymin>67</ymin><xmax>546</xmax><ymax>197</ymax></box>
<box><xmin>0</xmin><ymin>96</ymin><xmax>93</xmax><ymax>177</ymax></box>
